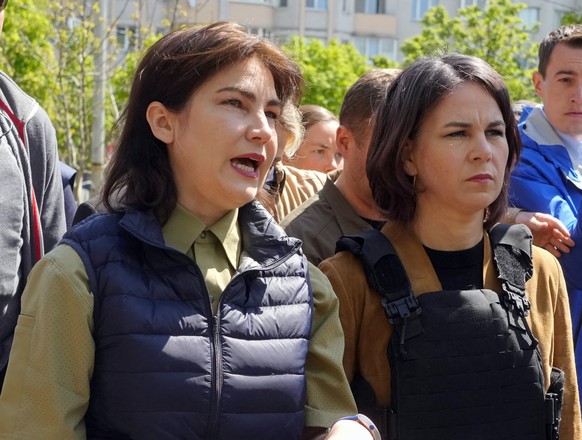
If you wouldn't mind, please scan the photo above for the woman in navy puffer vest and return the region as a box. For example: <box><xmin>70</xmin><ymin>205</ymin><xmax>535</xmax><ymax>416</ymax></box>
<box><xmin>0</xmin><ymin>22</ymin><xmax>374</xmax><ymax>440</ymax></box>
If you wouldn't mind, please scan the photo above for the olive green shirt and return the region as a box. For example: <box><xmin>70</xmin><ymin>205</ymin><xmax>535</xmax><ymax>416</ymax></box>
<box><xmin>0</xmin><ymin>205</ymin><xmax>356</xmax><ymax>439</ymax></box>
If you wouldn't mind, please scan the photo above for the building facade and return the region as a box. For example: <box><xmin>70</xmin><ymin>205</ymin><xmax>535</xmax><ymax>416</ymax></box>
<box><xmin>111</xmin><ymin>0</ymin><xmax>582</xmax><ymax>62</ymax></box>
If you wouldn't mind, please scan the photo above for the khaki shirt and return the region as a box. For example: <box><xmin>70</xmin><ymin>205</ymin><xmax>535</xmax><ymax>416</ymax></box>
<box><xmin>0</xmin><ymin>205</ymin><xmax>356</xmax><ymax>438</ymax></box>
<box><xmin>282</xmin><ymin>178</ymin><xmax>375</xmax><ymax>266</ymax></box>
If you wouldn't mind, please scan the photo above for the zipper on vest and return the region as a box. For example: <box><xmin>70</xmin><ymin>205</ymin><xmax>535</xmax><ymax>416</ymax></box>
<box><xmin>205</xmin><ymin>243</ymin><xmax>301</xmax><ymax>439</ymax></box>
<box><xmin>209</xmin><ymin>312</ymin><xmax>223</xmax><ymax>440</ymax></box>
<box><xmin>231</xmin><ymin>241</ymin><xmax>303</xmax><ymax>282</ymax></box>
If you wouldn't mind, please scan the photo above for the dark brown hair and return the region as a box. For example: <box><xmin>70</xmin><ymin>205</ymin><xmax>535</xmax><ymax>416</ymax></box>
<box><xmin>339</xmin><ymin>68</ymin><xmax>401</xmax><ymax>142</ymax></box>
<box><xmin>538</xmin><ymin>25</ymin><xmax>582</xmax><ymax>78</ymax></box>
<box><xmin>103</xmin><ymin>21</ymin><xmax>303</xmax><ymax>221</ymax></box>
<box><xmin>367</xmin><ymin>54</ymin><xmax>521</xmax><ymax>230</ymax></box>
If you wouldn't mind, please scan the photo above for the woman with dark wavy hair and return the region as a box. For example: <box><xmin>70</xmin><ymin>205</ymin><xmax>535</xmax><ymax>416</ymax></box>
<box><xmin>0</xmin><ymin>22</ymin><xmax>375</xmax><ymax>440</ymax></box>
<box><xmin>320</xmin><ymin>54</ymin><xmax>581</xmax><ymax>439</ymax></box>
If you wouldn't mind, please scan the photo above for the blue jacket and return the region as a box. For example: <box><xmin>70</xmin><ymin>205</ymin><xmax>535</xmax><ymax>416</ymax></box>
<box><xmin>509</xmin><ymin>106</ymin><xmax>582</xmax><ymax>397</ymax></box>
<box><xmin>62</xmin><ymin>201</ymin><xmax>313</xmax><ymax>440</ymax></box>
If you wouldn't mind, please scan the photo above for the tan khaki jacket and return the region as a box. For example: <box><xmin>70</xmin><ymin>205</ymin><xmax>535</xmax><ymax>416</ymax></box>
<box><xmin>271</xmin><ymin>163</ymin><xmax>327</xmax><ymax>222</ymax></box>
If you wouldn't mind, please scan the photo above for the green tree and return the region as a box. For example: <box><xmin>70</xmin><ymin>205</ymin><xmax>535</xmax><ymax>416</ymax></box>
<box><xmin>1</xmin><ymin>0</ymin><xmax>111</xmax><ymax>184</ymax></box>
<box><xmin>109</xmin><ymin>32</ymin><xmax>162</xmax><ymax>140</ymax></box>
<box><xmin>371</xmin><ymin>55</ymin><xmax>400</xmax><ymax>69</ymax></box>
<box><xmin>282</xmin><ymin>37</ymin><xmax>370</xmax><ymax>115</ymax></box>
<box><xmin>0</xmin><ymin>0</ymin><xmax>178</xmax><ymax>197</ymax></box>
<box><xmin>562</xmin><ymin>12</ymin><xmax>582</xmax><ymax>26</ymax></box>
<box><xmin>0</xmin><ymin>0</ymin><xmax>55</xmax><ymax>111</ymax></box>
<box><xmin>400</xmin><ymin>0</ymin><xmax>538</xmax><ymax>101</ymax></box>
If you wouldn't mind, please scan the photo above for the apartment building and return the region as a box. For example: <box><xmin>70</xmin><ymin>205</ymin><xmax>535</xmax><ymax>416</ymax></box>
<box><xmin>111</xmin><ymin>0</ymin><xmax>582</xmax><ymax>61</ymax></box>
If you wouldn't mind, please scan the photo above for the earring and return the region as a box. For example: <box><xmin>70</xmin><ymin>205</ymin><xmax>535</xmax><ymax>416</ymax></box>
<box><xmin>412</xmin><ymin>172</ymin><xmax>417</xmax><ymax>189</ymax></box>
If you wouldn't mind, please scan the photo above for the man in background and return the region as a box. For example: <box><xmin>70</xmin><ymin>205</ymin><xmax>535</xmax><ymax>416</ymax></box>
<box><xmin>282</xmin><ymin>69</ymin><xmax>399</xmax><ymax>265</ymax></box>
<box><xmin>509</xmin><ymin>24</ymin><xmax>582</xmax><ymax>400</ymax></box>
<box><xmin>0</xmin><ymin>0</ymin><xmax>66</xmax><ymax>387</ymax></box>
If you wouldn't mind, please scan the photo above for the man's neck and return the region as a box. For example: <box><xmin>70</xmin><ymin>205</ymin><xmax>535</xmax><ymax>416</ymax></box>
<box><xmin>335</xmin><ymin>173</ymin><xmax>385</xmax><ymax>221</ymax></box>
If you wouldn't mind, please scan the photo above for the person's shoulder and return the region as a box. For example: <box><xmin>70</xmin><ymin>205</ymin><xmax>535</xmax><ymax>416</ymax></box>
<box><xmin>526</xmin><ymin>244</ymin><xmax>567</xmax><ymax>298</ymax></box>
<box><xmin>309</xmin><ymin>256</ymin><xmax>366</xmax><ymax>307</ymax></box>
<box><xmin>531</xmin><ymin>244</ymin><xmax>562</xmax><ymax>273</ymax></box>
<box><xmin>59</xmin><ymin>161</ymin><xmax>77</xmax><ymax>185</ymax></box>
<box><xmin>282</xmin><ymin>164</ymin><xmax>328</xmax><ymax>186</ymax></box>
<box><xmin>318</xmin><ymin>251</ymin><xmax>370</xmax><ymax>306</ymax></box>
<box><xmin>67</xmin><ymin>210</ymin><xmax>123</xmax><ymax>240</ymax></box>
<box><xmin>44</xmin><ymin>241</ymin><xmax>86</xmax><ymax>266</ymax></box>
<box><xmin>0</xmin><ymin>70</ymin><xmax>38</xmax><ymax>119</ymax></box>
<box><xmin>72</xmin><ymin>196</ymin><xmax>108</xmax><ymax>226</ymax></box>
<box><xmin>308</xmin><ymin>262</ymin><xmax>333</xmax><ymax>301</ymax></box>
<box><xmin>281</xmin><ymin>190</ymin><xmax>328</xmax><ymax>227</ymax></box>
<box><xmin>319</xmin><ymin>249</ymin><xmax>365</xmax><ymax>277</ymax></box>
<box><xmin>0</xmin><ymin>70</ymin><xmax>25</xmax><ymax>96</ymax></box>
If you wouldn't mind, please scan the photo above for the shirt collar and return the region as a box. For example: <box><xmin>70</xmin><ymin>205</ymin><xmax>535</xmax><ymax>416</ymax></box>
<box><xmin>162</xmin><ymin>204</ymin><xmax>241</xmax><ymax>269</ymax></box>
<box><xmin>539</xmin><ymin>107</ymin><xmax>582</xmax><ymax>150</ymax></box>
<box><xmin>559</xmin><ymin>130</ymin><xmax>582</xmax><ymax>153</ymax></box>
<box><xmin>210</xmin><ymin>209</ymin><xmax>241</xmax><ymax>270</ymax></box>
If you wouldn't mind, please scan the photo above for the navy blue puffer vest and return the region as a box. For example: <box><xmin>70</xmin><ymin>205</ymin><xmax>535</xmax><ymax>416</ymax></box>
<box><xmin>62</xmin><ymin>201</ymin><xmax>313</xmax><ymax>440</ymax></box>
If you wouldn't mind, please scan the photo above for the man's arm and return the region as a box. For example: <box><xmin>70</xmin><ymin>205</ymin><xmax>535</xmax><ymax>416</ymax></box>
<box><xmin>26</xmin><ymin>105</ymin><xmax>66</xmax><ymax>251</ymax></box>
<box><xmin>510</xmin><ymin>158</ymin><xmax>582</xmax><ymax>293</ymax></box>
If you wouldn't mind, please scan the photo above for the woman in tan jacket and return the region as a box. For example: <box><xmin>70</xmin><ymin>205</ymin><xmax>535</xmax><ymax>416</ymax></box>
<box><xmin>320</xmin><ymin>54</ymin><xmax>581</xmax><ymax>440</ymax></box>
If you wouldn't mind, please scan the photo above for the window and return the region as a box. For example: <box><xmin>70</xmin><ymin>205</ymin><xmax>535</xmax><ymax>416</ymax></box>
<box><xmin>354</xmin><ymin>36</ymin><xmax>398</xmax><ymax>61</ymax></box>
<box><xmin>247</xmin><ymin>26</ymin><xmax>273</xmax><ymax>39</ymax></box>
<box><xmin>306</xmin><ymin>0</ymin><xmax>327</xmax><ymax>10</ymax></box>
<box><xmin>412</xmin><ymin>0</ymin><xmax>437</xmax><ymax>21</ymax></box>
<box><xmin>459</xmin><ymin>0</ymin><xmax>485</xmax><ymax>8</ymax></box>
<box><xmin>519</xmin><ymin>7</ymin><xmax>539</xmax><ymax>30</ymax></box>
<box><xmin>280</xmin><ymin>0</ymin><xmax>288</xmax><ymax>6</ymax></box>
<box><xmin>355</xmin><ymin>0</ymin><xmax>386</xmax><ymax>14</ymax></box>
<box><xmin>116</xmin><ymin>25</ymin><xmax>137</xmax><ymax>51</ymax></box>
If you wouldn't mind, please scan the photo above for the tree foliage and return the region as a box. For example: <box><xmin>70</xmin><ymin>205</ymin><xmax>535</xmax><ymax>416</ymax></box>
<box><xmin>561</xmin><ymin>12</ymin><xmax>582</xmax><ymax>26</ymax></box>
<box><xmin>371</xmin><ymin>55</ymin><xmax>400</xmax><ymax>69</ymax></box>
<box><xmin>109</xmin><ymin>32</ymin><xmax>161</xmax><ymax>130</ymax></box>
<box><xmin>400</xmin><ymin>0</ymin><xmax>538</xmax><ymax>101</ymax></box>
<box><xmin>0</xmin><ymin>0</ymin><xmax>56</xmax><ymax>110</ymax></box>
<box><xmin>0</xmin><ymin>0</ymin><xmax>169</xmax><ymax>194</ymax></box>
<box><xmin>282</xmin><ymin>37</ymin><xmax>370</xmax><ymax>115</ymax></box>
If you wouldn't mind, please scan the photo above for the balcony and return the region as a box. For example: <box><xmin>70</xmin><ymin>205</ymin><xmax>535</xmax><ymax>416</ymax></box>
<box><xmin>354</xmin><ymin>12</ymin><xmax>397</xmax><ymax>36</ymax></box>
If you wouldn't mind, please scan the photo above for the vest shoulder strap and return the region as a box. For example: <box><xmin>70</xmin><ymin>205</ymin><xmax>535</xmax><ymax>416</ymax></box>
<box><xmin>488</xmin><ymin>223</ymin><xmax>533</xmax><ymax>319</ymax></box>
<box><xmin>336</xmin><ymin>223</ymin><xmax>534</xmax><ymax>322</ymax></box>
<box><xmin>336</xmin><ymin>229</ymin><xmax>421</xmax><ymax>325</ymax></box>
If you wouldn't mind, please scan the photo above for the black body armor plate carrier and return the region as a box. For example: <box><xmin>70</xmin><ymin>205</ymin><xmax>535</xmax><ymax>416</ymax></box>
<box><xmin>336</xmin><ymin>224</ymin><xmax>563</xmax><ymax>440</ymax></box>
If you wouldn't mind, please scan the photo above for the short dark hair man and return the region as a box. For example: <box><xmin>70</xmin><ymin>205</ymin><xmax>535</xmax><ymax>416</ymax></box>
<box><xmin>281</xmin><ymin>69</ymin><xmax>400</xmax><ymax>265</ymax></box>
<box><xmin>509</xmin><ymin>24</ymin><xmax>582</xmax><ymax>401</ymax></box>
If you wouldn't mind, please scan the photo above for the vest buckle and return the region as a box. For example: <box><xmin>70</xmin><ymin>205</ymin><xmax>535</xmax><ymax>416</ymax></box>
<box><xmin>501</xmin><ymin>282</ymin><xmax>531</xmax><ymax>318</ymax></box>
<box><xmin>381</xmin><ymin>294</ymin><xmax>421</xmax><ymax>325</ymax></box>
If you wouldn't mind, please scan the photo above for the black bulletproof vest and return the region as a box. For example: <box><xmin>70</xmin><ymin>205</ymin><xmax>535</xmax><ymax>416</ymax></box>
<box><xmin>337</xmin><ymin>224</ymin><xmax>557</xmax><ymax>440</ymax></box>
